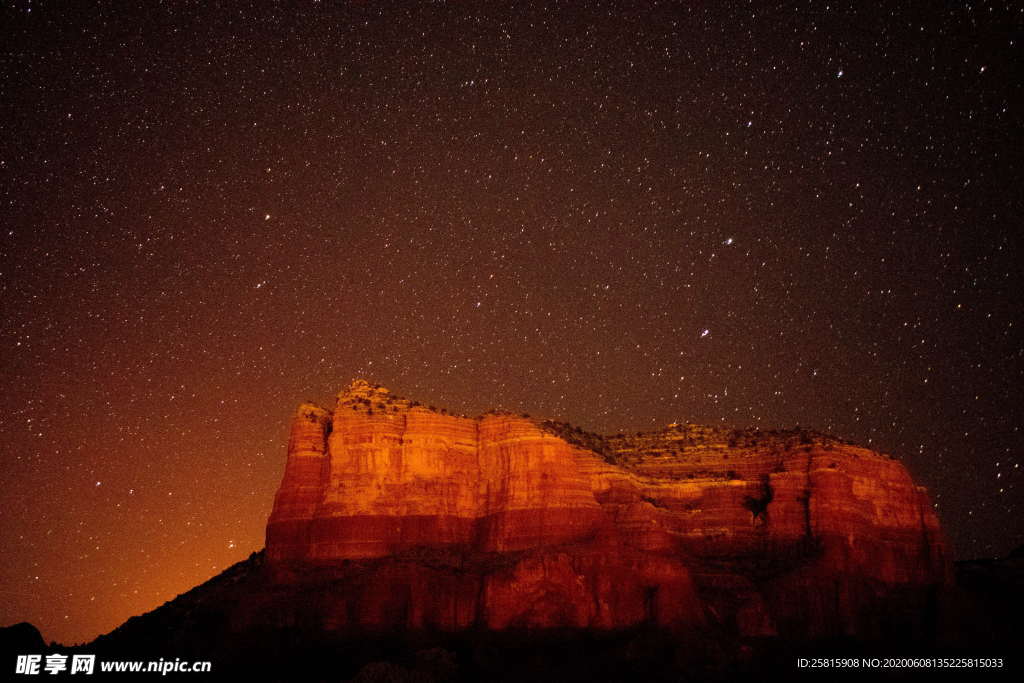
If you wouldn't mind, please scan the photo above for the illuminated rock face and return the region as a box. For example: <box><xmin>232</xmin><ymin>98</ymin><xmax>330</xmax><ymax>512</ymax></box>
<box><xmin>265</xmin><ymin>381</ymin><xmax>950</xmax><ymax>637</ymax></box>
<box><xmin>267</xmin><ymin>383</ymin><xmax>604</xmax><ymax>561</ymax></box>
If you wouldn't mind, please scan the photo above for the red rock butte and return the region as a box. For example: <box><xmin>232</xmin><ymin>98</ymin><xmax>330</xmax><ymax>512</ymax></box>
<box><xmin>264</xmin><ymin>380</ymin><xmax>950</xmax><ymax>637</ymax></box>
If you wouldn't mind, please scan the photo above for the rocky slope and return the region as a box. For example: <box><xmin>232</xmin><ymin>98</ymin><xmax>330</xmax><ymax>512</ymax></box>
<box><xmin>263</xmin><ymin>380</ymin><xmax>949</xmax><ymax>639</ymax></box>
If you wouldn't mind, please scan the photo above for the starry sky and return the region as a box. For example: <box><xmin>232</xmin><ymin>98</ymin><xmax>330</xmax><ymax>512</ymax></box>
<box><xmin>1</xmin><ymin>0</ymin><xmax>1021</xmax><ymax>646</ymax></box>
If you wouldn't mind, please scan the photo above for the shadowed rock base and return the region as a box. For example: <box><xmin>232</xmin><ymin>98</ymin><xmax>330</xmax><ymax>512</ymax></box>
<box><xmin>77</xmin><ymin>550</ymin><xmax>1014</xmax><ymax>683</ymax></box>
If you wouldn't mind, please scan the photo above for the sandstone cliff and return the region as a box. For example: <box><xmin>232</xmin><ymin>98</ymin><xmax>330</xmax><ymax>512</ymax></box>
<box><xmin>264</xmin><ymin>380</ymin><xmax>950</xmax><ymax>639</ymax></box>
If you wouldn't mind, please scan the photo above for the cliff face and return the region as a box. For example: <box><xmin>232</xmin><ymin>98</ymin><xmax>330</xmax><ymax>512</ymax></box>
<box><xmin>264</xmin><ymin>380</ymin><xmax>949</xmax><ymax>638</ymax></box>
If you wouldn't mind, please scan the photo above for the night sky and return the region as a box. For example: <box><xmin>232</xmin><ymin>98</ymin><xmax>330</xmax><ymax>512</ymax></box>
<box><xmin>2</xmin><ymin>1</ymin><xmax>1021</xmax><ymax>646</ymax></box>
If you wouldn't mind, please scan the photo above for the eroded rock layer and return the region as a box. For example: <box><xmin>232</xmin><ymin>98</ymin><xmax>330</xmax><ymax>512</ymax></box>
<box><xmin>265</xmin><ymin>380</ymin><xmax>949</xmax><ymax>638</ymax></box>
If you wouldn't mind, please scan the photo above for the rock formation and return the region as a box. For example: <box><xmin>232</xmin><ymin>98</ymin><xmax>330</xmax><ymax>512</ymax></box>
<box><xmin>74</xmin><ymin>380</ymin><xmax>975</xmax><ymax>680</ymax></box>
<box><xmin>264</xmin><ymin>380</ymin><xmax>950</xmax><ymax>638</ymax></box>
